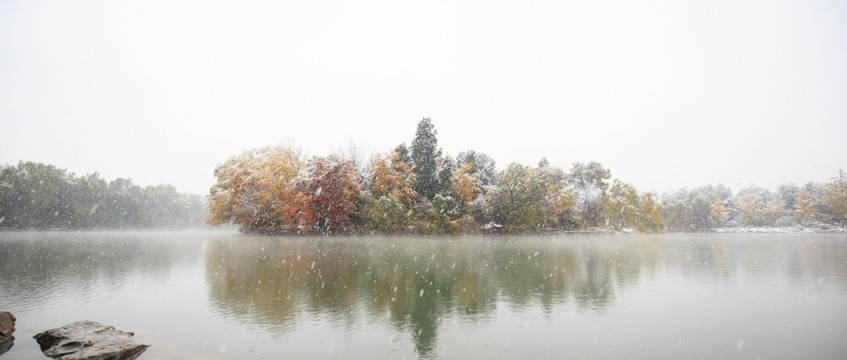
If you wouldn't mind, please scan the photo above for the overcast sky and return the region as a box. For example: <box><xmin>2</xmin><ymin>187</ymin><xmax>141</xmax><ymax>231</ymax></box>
<box><xmin>1</xmin><ymin>0</ymin><xmax>845</xmax><ymax>195</ymax></box>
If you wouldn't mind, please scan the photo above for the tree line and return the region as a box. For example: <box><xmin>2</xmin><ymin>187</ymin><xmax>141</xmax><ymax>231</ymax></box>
<box><xmin>662</xmin><ymin>174</ymin><xmax>847</xmax><ymax>231</ymax></box>
<box><xmin>4</xmin><ymin>118</ymin><xmax>843</xmax><ymax>233</ymax></box>
<box><xmin>209</xmin><ymin>118</ymin><xmax>845</xmax><ymax>234</ymax></box>
<box><xmin>0</xmin><ymin>161</ymin><xmax>207</xmax><ymax>229</ymax></box>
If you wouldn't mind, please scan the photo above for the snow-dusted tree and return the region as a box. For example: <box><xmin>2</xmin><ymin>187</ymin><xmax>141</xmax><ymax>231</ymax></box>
<box><xmin>740</xmin><ymin>194</ymin><xmax>762</xmax><ymax>226</ymax></box>
<box><xmin>456</xmin><ymin>150</ymin><xmax>497</xmax><ymax>187</ymax></box>
<box><xmin>602</xmin><ymin>179</ymin><xmax>639</xmax><ymax>231</ymax></box>
<box><xmin>333</xmin><ymin>139</ymin><xmax>371</xmax><ymax>181</ymax></box>
<box><xmin>662</xmin><ymin>184</ymin><xmax>732</xmax><ymax>232</ymax></box>
<box><xmin>435</xmin><ymin>156</ymin><xmax>456</xmax><ymax>197</ymax></box>
<box><xmin>430</xmin><ymin>193</ymin><xmax>460</xmax><ymax>230</ymax></box>
<box><xmin>566</xmin><ymin>161</ymin><xmax>611</xmax><ymax>228</ymax></box>
<box><xmin>493</xmin><ymin>163</ymin><xmax>564</xmax><ymax>231</ymax></box>
<box><xmin>394</xmin><ymin>143</ymin><xmax>411</xmax><ymax>164</ymax></box>
<box><xmin>735</xmin><ymin>185</ymin><xmax>780</xmax><ymax>227</ymax></box>
<box><xmin>356</xmin><ymin>190</ymin><xmax>408</xmax><ymax>232</ymax></box>
<box><xmin>411</xmin><ymin>118</ymin><xmax>442</xmax><ymax>200</ymax></box>
<box><xmin>823</xmin><ymin>169</ymin><xmax>847</xmax><ymax>223</ymax></box>
<box><xmin>777</xmin><ymin>183</ymin><xmax>801</xmax><ymax>212</ymax></box>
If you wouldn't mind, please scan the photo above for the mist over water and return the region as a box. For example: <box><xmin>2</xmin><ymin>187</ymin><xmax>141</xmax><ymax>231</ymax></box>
<box><xmin>1</xmin><ymin>231</ymin><xmax>846</xmax><ymax>359</ymax></box>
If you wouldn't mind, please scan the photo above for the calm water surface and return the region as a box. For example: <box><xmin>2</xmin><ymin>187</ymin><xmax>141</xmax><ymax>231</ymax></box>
<box><xmin>0</xmin><ymin>231</ymin><xmax>845</xmax><ymax>359</ymax></box>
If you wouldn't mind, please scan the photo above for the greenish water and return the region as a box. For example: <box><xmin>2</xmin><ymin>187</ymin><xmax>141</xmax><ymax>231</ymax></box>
<box><xmin>1</xmin><ymin>231</ymin><xmax>846</xmax><ymax>359</ymax></box>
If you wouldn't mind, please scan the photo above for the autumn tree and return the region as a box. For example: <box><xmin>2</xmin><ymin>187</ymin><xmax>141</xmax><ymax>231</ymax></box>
<box><xmin>600</xmin><ymin>180</ymin><xmax>663</xmax><ymax>233</ymax></box>
<box><xmin>793</xmin><ymin>189</ymin><xmax>816</xmax><ymax>225</ymax></box>
<box><xmin>452</xmin><ymin>162</ymin><xmax>481</xmax><ymax>206</ymax></box>
<box><xmin>411</xmin><ymin>118</ymin><xmax>442</xmax><ymax>200</ymax></box>
<box><xmin>307</xmin><ymin>157</ymin><xmax>362</xmax><ymax>232</ymax></box>
<box><xmin>207</xmin><ymin>145</ymin><xmax>310</xmax><ymax>233</ymax></box>
<box><xmin>761</xmin><ymin>202</ymin><xmax>784</xmax><ymax>225</ymax></box>
<box><xmin>494</xmin><ymin>163</ymin><xmax>564</xmax><ymax>231</ymax></box>
<box><xmin>555</xmin><ymin>189</ymin><xmax>580</xmax><ymax>230</ymax></box>
<box><xmin>369</xmin><ymin>151</ymin><xmax>417</xmax><ymax>207</ymax></box>
<box><xmin>358</xmin><ymin>150</ymin><xmax>418</xmax><ymax>231</ymax></box>
<box><xmin>602</xmin><ymin>180</ymin><xmax>639</xmax><ymax>231</ymax></box>
<box><xmin>636</xmin><ymin>192</ymin><xmax>663</xmax><ymax>233</ymax></box>
<box><xmin>711</xmin><ymin>197</ymin><xmax>729</xmax><ymax>224</ymax></box>
<box><xmin>449</xmin><ymin>161</ymin><xmax>484</xmax><ymax>232</ymax></box>
<box><xmin>736</xmin><ymin>185</ymin><xmax>778</xmax><ymax>227</ymax></box>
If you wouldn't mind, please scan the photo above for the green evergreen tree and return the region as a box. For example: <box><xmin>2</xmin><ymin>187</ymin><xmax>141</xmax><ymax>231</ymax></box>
<box><xmin>411</xmin><ymin>118</ymin><xmax>442</xmax><ymax>200</ymax></box>
<box><xmin>394</xmin><ymin>143</ymin><xmax>411</xmax><ymax>164</ymax></box>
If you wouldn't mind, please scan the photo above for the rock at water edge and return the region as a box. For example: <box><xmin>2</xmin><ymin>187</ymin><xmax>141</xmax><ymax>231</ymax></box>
<box><xmin>0</xmin><ymin>312</ymin><xmax>15</xmax><ymax>337</ymax></box>
<box><xmin>33</xmin><ymin>320</ymin><xmax>149</xmax><ymax>360</ymax></box>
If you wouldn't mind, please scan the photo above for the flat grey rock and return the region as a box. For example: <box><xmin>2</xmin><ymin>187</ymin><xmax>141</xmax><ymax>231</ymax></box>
<box><xmin>33</xmin><ymin>321</ymin><xmax>149</xmax><ymax>360</ymax></box>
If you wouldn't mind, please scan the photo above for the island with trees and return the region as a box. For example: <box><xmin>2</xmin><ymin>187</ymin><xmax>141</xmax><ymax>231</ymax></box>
<box><xmin>206</xmin><ymin>118</ymin><xmax>847</xmax><ymax>234</ymax></box>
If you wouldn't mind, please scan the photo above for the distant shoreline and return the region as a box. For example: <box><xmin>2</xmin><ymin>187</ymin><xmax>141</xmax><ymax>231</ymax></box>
<box><xmin>3</xmin><ymin>226</ymin><xmax>843</xmax><ymax>236</ymax></box>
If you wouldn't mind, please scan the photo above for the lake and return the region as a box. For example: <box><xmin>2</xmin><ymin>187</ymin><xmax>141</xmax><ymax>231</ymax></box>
<box><xmin>0</xmin><ymin>231</ymin><xmax>845</xmax><ymax>359</ymax></box>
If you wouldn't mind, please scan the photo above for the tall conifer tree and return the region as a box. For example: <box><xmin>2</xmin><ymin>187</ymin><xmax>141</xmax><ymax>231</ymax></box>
<box><xmin>411</xmin><ymin>118</ymin><xmax>442</xmax><ymax>200</ymax></box>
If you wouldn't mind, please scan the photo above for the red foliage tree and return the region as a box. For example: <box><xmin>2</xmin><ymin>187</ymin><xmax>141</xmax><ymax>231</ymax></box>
<box><xmin>307</xmin><ymin>158</ymin><xmax>363</xmax><ymax>231</ymax></box>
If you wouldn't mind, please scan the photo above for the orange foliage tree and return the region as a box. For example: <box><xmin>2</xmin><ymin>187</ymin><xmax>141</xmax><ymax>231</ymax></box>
<box><xmin>207</xmin><ymin>145</ymin><xmax>310</xmax><ymax>233</ymax></box>
<box><xmin>452</xmin><ymin>162</ymin><xmax>480</xmax><ymax>205</ymax></box>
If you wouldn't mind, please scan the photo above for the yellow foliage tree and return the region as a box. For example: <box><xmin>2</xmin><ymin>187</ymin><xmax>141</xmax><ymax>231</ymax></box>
<box><xmin>793</xmin><ymin>189</ymin><xmax>816</xmax><ymax>224</ymax></box>
<box><xmin>369</xmin><ymin>151</ymin><xmax>417</xmax><ymax>207</ymax></box>
<box><xmin>636</xmin><ymin>192</ymin><xmax>663</xmax><ymax>233</ymax></box>
<box><xmin>452</xmin><ymin>162</ymin><xmax>480</xmax><ymax>205</ymax></box>
<box><xmin>711</xmin><ymin>197</ymin><xmax>729</xmax><ymax>222</ymax></box>
<box><xmin>740</xmin><ymin>194</ymin><xmax>763</xmax><ymax>226</ymax></box>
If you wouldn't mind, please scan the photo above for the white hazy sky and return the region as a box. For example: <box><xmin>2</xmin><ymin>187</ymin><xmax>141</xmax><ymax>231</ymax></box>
<box><xmin>1</xmin><ymin>0</ymin><xmax>845</xmax><ymax>195</ymax></box>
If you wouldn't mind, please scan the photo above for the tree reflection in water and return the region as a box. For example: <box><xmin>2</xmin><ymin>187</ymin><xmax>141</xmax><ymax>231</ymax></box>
<box><xmin>204</xmin><ymin>235</ymin><xmax>652</xmax><ymax>358</ymax></box>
